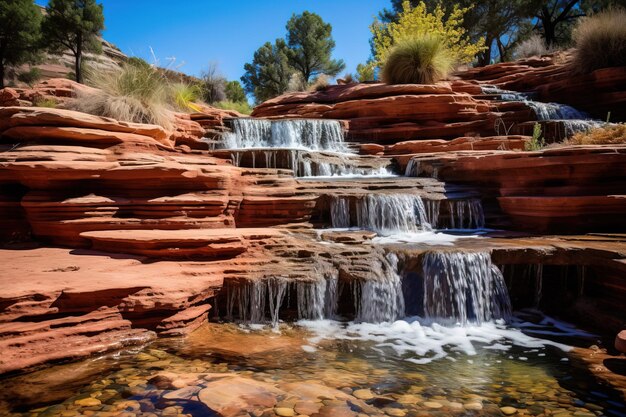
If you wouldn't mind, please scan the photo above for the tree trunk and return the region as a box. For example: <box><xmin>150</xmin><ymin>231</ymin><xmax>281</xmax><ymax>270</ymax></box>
<box><xmin>75</xmin><ymin>33</ymin><xmax>83</xmax><ymax>84</ymax></box>
<box><xmin>478</xmin><ymin>39</ymin><xmax>493</xmax><ymax>67</ymax></box>
<box><xmin>0</xmin><ymin>61</ymin><xmax>5</xmax><ymax>89</ymax></box>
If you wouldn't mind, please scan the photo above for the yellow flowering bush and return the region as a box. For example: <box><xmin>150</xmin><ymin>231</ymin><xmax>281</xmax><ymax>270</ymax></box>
<box><xmin>370</xmin><ymin>0</ymin><xmax>485</xmax><ymax>66</ymax></box>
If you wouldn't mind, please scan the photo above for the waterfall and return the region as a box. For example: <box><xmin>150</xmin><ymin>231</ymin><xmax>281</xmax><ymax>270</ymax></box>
<box><xmin>224</xmin><ymin>275</ymin><xmax>338</xmax><ymax>325</ymax></box>
<box><xmin>446</xmin><ymin>199</ymin><xmax>485</xmax><ymax>229</ymax></box>
<box><xmin>223</xmin><ymin>118</ymin><xmax>348</xmax><ymax>152</ymax></box>
<box><xmin>480</xmin><ymin>85</ymin><xmax>610</xmax><ymax>138</ymax></box>
<box><xmin>353</xmin><ymin>253</ymin><xmax>405</xmax><ymax>323</ymax></box>
<box><xmin>421</xmin><ymin>252</ymin><xmax>511</xmax><ymax>324</ymax></box>
<box><xmin>329</xmin><ymin>194</ymin><xmax>432</xmax><ymax>234</ymax></box>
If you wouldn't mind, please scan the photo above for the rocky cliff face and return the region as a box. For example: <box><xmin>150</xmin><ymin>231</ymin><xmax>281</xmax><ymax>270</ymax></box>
<box><xmin>1</xmin><ymin>53</ymin><xmax>625</xmax><ymax>375</ymax></box>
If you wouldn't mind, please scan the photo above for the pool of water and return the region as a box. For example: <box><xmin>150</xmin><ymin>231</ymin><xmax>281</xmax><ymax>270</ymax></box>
<box><xmin>0</xmin><ymin>316</ymin><xmax>624</xmax><ymax>417</ymax></box>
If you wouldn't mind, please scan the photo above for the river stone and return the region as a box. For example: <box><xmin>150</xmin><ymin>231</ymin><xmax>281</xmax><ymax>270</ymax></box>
<box><xmin>274</xmin><ymin>407</ymin><xmax>295</xmax><ymax>416</ymax></box>
<box><xmin>198</xmin><ymin>376</ymin><xmax>284</xmax><ymax>415</ymax></box>
<box><xmin>384</xmin><ymin>408</ymin><xmax>406</xmax><ymax>416</ymax></box>
<box><xmin>74</xmin><ymin>397</ymin><xmax>101</xmax><ymax>407</ymax></box>
<box><xmin>295</xmin><ymin>401</ymin><xmax>321</xmax><ymax>415</ymax></box>
<box><xmin>464</xmin><ymin>402</ymin><xmax>483</xmax><ymax>410</ymax></box>
<box><xmin>423</xmin><ymin>401</ymin><xmax>443</xmax><ymax>409</ymax></box>
<box><xmin>500</xmin><ymin>406</ymin><xmax>518</xmax><ymax>415</ymax></box>
<box><xmin>281</xmin><ymin>381</ymin><xmax>351</xmax><ymax>401</ymax></box>
<box><xmin>353</xmin><ymin>389</ymin><xmax>374</xmax><ymax>400</ymax></box>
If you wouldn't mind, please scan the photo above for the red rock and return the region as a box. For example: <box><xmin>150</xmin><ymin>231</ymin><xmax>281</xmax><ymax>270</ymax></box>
<box><xmin>0</xmin><ymin>88</ymin><xmax>20</xmax><ymax>106</ymax></box>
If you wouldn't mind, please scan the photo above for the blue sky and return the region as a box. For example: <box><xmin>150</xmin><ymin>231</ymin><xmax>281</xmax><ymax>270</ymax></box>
<box><xmin>36</xmin><ymin>0</ymin><xmax>390</xmax><ymax>82</ymax></box>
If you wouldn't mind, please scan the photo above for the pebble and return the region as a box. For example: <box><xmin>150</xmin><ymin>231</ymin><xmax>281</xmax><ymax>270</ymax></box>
<box><xmin>423</xmin><ymin>401</ymin><xmax>443</xmax><ymax>409</ymax></box>
<box><xmin>464</xmin><ymin>401</ymin><xmax>483</xmax><ymax>410</ymax></box>
<box><xmin>73</xmin><ymin>398</ymin><xmax>101</xmax><ymax>407</ymax></box>
<box><xmin>500</xmin><ymin>406</ymin><xmax>518</xmax><ymax>415</ymax></box>
<box><xmin>353</xmin><ymin>389</ymin><xmax>374</xmax><ymax>400</ymax></box>
<box><xmin>274</xmin><ymin>407</ymin><xmax>296</xmax><ymax>416</ymax></box>
<box><xmin>384</xmin><ymin>408</ymin><xmax>406</xmax><ymax>416</ymax></box>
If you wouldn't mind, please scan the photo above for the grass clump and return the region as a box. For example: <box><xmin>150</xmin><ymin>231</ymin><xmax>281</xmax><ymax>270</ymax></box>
<box><xmin>381</xmin><ymin>35</ymin><xmax>453</xmax><ymax>85</ymax></box>
<box><xmin>567</xmin><ymin>124</ymin><xmax>626</xmax><ymax>145</ymax></box>
<box><xmin>514</xmin><ymin>35</ymin><xmax>552</xmax><ymax>59</ymax></box>
<box><xmin>572</xmin><ymin>8</ymin><xmax>626</xmax><ymax>73</ymax></box>
<box><xmin>33</xmin><ymin>97</ymin><xmax>57</xmax><ymax>108</ymax></box>
<box><xmin>74</xmin><ymin>61</ymin><xmax>174</xmax><ymax>129</ymax></box>
<box><xmin>524</xmin><ymin>123</ymin><xmax>545</xmax><ymax>151</ymax></box>
<box><xmin>214</xmin><ymin>100</ymin><xmax>252</xmax><ymax>115</ymax></box>
<box><xmin>170</xmin><ymin>82</ymin><xmax>202</xmax><ymax>112</ymax></box>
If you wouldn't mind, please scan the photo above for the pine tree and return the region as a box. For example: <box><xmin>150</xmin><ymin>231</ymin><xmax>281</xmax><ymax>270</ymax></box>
<box><xmin>241</xmin><ymin>39</ymin><xmax>293</xmax><ymax>103</ymax></box>
<box><xmin>42</xmin><ymin>0</ymin><xmax>104</xmax><ymax>84</ymax></box>
<box><xmin>285</xmin><ymin>12</ymin><xmax>345</xmax><ymax>83</ymax></box>
<box><xmin>0</xmin><ymin>0</ymin><xmax>42</xmax><ymax>88</ymax></box>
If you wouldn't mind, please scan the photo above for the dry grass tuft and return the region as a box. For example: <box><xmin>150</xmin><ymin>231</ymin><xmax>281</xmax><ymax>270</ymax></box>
<box><xmin>382</xmin><ymin>35</ymin><xmax>453</xmax><ymax>85</ymax></box>
<box><xmin>514</xmin><ymin>35</ymin><xmax>552</xmax><ymax>59</ymax></box>
<box><xmin>572</xmin><ymin>8</ymin><xmax>626</xmax><ymax>73</ymax></box>
<box><xmin>74</xmin><ymin>62</ymin><xmax>174</xmax><ymax>129</ymax></box>
<box><xmin>567</xmin><ymin>124</ymin><xmax>626</xmax><ymax>145</ymax></box>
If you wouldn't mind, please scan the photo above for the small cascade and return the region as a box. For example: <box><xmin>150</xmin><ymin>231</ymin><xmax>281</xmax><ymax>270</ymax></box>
<box><xmin>226</xmin><ymin>148</ymin><xmax>393</xmax><ymax>177</ymax></box>
<box><xmin>223</xmin><ymin>275</ymin><xmax>338</xmax><ymax>325</ymax></box>
<box><xmin>421</xmin><ymin>252</ymin><xmax>511</xmax><ymax>324</ymax></box>
<box><xmin>223</xmin><ymin>118</ymin><xmax>348</xmax><ymax>152</ymax></box>
<box><xmin>353</xmin><ymin>253</ymin><xmax>405</xmax><ymax>322</ymax></box>
<box><xmin>445</xmin><ymin>199</ymin><xmax>485</xmax><ymax>229</ymax></box>
<box><xmin>330</xmin><ymin>194</ymin><xmax>432</xmax><ymax>234</ymax></box>
<box><xmin>480</xmin><ymin>85</ymin><xmax>606</xmax><ymax>137</ymax></box>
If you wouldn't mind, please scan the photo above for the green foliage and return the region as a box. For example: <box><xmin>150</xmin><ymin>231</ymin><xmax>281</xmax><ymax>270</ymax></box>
<box><xmin>75</xmin><ymin>61</ymin><xmax>174</xmax><ymax>129</ymax></box>
<box><xmin>572</xmin><ymin>8</ymin><xmax>626</xmax><ymax>73</ymax></box>
<box><xmin>126</xmin><ymin>56</ymin><xmax>152</xmax><ymax>69</ymax></box>
<box><xmin>242</xmin><ymin>39</ymin><xmax>293</xmax><ymax>103</ymax></box>
<box><xmin>382</xmin><ymin>35</ymin><xmax>453</xmax><ymax>85</ymax></box>
<box><xmin>224</xmin><ymin>80</ymin><xmax>247</xmax><ymax>103</ymax></box>
<box><xmin>33</xmin><ymin>97</ymin><xmax>57</xmax><ymax>108</ymax></box>
<box><xmin>525</xmin><ymin>123</ymin><xmax>546</xmax><ymax>151</ymax></box>
<box><xmin>42</xmin><ymin>0</ymin><xmax>104</xmax><ymax>84</ymax></box>
<box><xmin>214</xmin><ymin>100</ymin><xmax>252</xmax><ymax>115</ymax></box>
<box><xmin>356</xmin><ymin>62</ymin><xmax>377</xmax><ymax>82</ymax></box>
<box><xmin>17</xmin><ymin>67</ymin><xmax>42</xmax><ymax>87</ymax></box>
<box><xmin>0</xmin><ymin>0</ymin><xmax>42</xmax><ymax>88</ymax></box>
<box><xmin>170</xmin><ymin>82</ymin><xmax>202</xmax><ymax>112</ymax></box>
<box><xmin>285</xmin><ymin>11</ymin><xmax>345</xmax><ymax>83</ymax></box>
<box><xmin>371</xmin><ymin>1</ymin><xmax>485</xmax><ymax>67</ymax></box>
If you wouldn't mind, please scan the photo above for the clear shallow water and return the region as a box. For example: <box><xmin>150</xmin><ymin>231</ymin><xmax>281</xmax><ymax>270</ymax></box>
<box><xmin>1</xmin><ymin>316</ymin><xmax>624</xmax><ymax>417</ymax></box>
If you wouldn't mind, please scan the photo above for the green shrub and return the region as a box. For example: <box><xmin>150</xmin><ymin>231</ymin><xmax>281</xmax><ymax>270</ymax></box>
<box><xmin>214</xmin><ymin>100</ymin><xmax>252</xmax><ymax>115</ymax></box>
<box><xmin>525</xmin><ymin>123</ymin><xmax>545</xmax><ymax>151</ymax></box>
<box><xmin>75</xmin><ymin>61</ymin><xmax>173</xmax><ymax>129</ymax></box>
<box><xmin>17</xmin><ymin>68</ymin><xmax>42</xmax><ymax>87</ymax></box>
<box><xmin>381</xmin><ymin>35</ymin><xmax>453</xmax><ymax>85</ymax></box>
<box><xmin>572</xmin><ymin>8</ymin><xmax>626</xmax><ymax>73</ymax></box>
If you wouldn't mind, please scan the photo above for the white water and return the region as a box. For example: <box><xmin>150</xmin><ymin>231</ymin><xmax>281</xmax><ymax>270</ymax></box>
<box><xmin>480</xmin><ymin>85</ymin><xmax>608</xmax><ymax>137</ymax></box>
<box><xmin>225</xmin><ymin>275</ymin><xmax>338</xmax><ymax>326</ymax></box>
<box><xmin>421</xmin><ymin>251</ymin><xmax>511</xmax><ymax>324</ymax></box>
<box><xmin>298</xmin><ymin>317</ymin><xmax>576</xmax><ymax>364</ymax></box>
<box><xmin>353</xmin><ymin>253</ymin><xmax>405</xmax><ymax>323</ymax></box>
<box><xmin>330</xmin><ymin>194</ymin><xmax>432</xmax><ymax>235</ymax></box>
<box><xmin>223</xmin><ymin>118</ymin><xmax>349</xmax><ymax>152</ymax></box>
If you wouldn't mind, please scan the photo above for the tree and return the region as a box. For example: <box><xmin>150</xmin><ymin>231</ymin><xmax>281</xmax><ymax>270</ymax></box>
<box><xmin>42</xmin><ymin>0</ymin><xmax>104</xmax><ymax>84</ymax></box>
<box><xmin>356</xmin><ymin>62</ymin><xmax>377</xmax><ymax>82</ymax></box>
<box><xmin>377</xmin><ymin>0</ymin><xmax>532</xmax><ymax>66</ymax></box>
<box><xmin>241</xmin><ymin>39</ymin><xmax>293</xmax><ymax>103</ymax></box>
<box><xmin>285</xmin><ymin>11</ymin><xmax>345</xmax><ymax>83</ymax></box>
<box><xmin>224</xmin><ymin>80</ymin><xmax>246</xmax><ymax>103</ymax></box>
<box><xmin>199</xmin><ymin>62</ymin><xmax>226</xmax><ymax>104</ymax></box>
<box><xmin>0</xmin><ymin>0</ymin><xmax>42</xmax><ymax>88</ymax></box>
<box><xmin>371</xmin><ymin>1</ymin><xmax>485</xmax><ymax>66</ymax></box>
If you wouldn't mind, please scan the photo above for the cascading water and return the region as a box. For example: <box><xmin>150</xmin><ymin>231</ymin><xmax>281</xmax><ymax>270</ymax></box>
<box><xmin>223</xmin><ymin>274</ymin><xmax>338</xmax><ymax>326</ymax></box>
<box><xmin>330</xmin><ymin>194</ymin><xmax>432</xmax><ymax>234</ymax></box>
<box><xmin>480</xmin><ymin>85</ymin><xmax>606</xmax><ymax>136</ymax></box>
<box><xmin>353</xmin><ymin>253</ymin><xmax>405</xmax><ymax>323</ymax></box>
<box><xmin>421</xmin><ymin>251</ymin><xmax>511</xmax><ymax>324</ymax></box>
<box><xmin>223</xmin><ymin>118</ymin><xmax>348</xmax><ymax>152</ymax></box>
